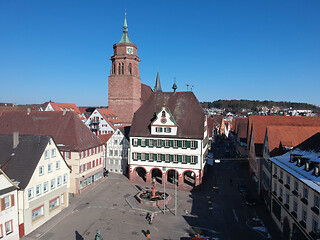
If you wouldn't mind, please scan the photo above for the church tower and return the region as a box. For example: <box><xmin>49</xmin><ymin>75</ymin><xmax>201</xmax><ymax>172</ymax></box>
<box><xmin>108</xmin><ymin>15</ymin><xmax>142</xmax><ymax>126</ymax></box>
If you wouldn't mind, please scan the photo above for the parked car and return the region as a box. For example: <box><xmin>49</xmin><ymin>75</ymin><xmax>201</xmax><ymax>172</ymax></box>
<box><xmin>241</xmin><ymin>192</ymin><xmax>256</xmax><ymax>207</ymax></box>
<box><xmin>238</xmin><ymin>183</ymin><xmax>248</xmax><ymax>193</ymax></box>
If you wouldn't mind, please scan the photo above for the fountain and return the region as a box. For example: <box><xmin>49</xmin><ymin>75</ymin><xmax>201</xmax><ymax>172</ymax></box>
<box><xmin>135</xmin><ymin>178</ymin><xmax>170</xmax><ymax>207</ymax></box>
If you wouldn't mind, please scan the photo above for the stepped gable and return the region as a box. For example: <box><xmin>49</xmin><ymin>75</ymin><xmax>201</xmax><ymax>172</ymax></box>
<box><xmin>266</xmin><ymin>126</ymin><xmax>320</xmax><ymax>157</ymax></box>
<box><xmin>0</xmin><ymin>134</ymin><xmax>50</xmax><ymax>189</ymax></box>
<box><xmin>130</xmin><ymin>91</ymin><xmax>204</xmax><ymax>139</ymax></box>
<box><xmin>0</xmin><ymin>111</ymin><xmax>103</xmax><ymax>152</ymax></box>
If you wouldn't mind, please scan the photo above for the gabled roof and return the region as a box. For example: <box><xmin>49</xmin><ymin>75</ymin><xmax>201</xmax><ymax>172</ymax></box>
<box><xmin>96</xmin><ymin>108</ymin><xmax>123</xmax><ymax>129</ymax></box>
<box><xmin>47</xmin><ymin>102</ymin><xmax>81</xmax><ymax>114</ymax></box>
<box><xmin>266</xmin><ymin>126</ymin><xmax>320</xmax><ymax>157</ymax></box>
<box><xmin>295</xmin><ymin>132</ymin><xmax>320</xmax><ymax>153</ymax></box>
<box><xmin>248</xmin><ymin>116</ymin><xmax>320</xmax><ymax>146</ymax></box>
<box><xmin>234</xmin><ymin>117</ymin><xmax>248</xmax><ymax>135</ymax></box>
<box><xmin>99</xmin><ymin>133</ymin><xmax>113</xmax><ymax>143</ymax></box>
<box><xmin>141</xmin><ymin>83</ymin><xmax>153</xmax><ymax>103</ymax></box>
<box><xmin>130</xmin><ymin>92</ymin><xmax>205</xmax><ymax>139</ymax></box>
<box><xmin>0</xmin><ymin>111</ymin><xmax>103</xmax><ymax>152</ymax></box>
<box><xmin>0</xmin><ymin>134</ymin><xmax>50</xmax><ymax>189</ymax></box>
<box><xmin>238</xmin><ymin>122</ymin><xmax>248</xmax><ymax>139</ymax></box>
<box><xmin>0</xmin><ymin>106</ymin><xmax>38</xmax><ymax>114</ymax></box>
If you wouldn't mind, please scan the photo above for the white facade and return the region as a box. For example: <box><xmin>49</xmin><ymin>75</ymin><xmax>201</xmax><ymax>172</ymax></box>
<box><xmin>0</xmin><ymin>172</ymin><xmax>19</xmax><ymax>240</ymax></box>
<box><xmin>105</xmin><ymin>129</ymin><xmax>129</xmax><ymax>174</ymax></box>
<box><xmin>270</xmin><ymin>150</ymin><xmax>320</xmax><ymax>239</ymax></box>
<box><xmin>19</xmin><ymin>138</ymin><xmax>70</xmax><ymax>236</ymax></box>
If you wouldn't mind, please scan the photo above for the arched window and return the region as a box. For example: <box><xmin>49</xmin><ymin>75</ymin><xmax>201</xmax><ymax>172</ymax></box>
<box><xmin>121</xmin><ymin>63</ymin><xmax>124</xmax><ymax>75</ymax></box>
<box><xmin>113</xmin><ymin>63</ymin><xmax>115</xmax><ymax>74</ymax></box>
<box><xmin>129</xmin><ymin>63</ymin><xmax>132</xmax><ymax>75</ymax></box>
<box><xmin>162</xmin><ymin>111</ymin><xmax>166</xmax><ymax>117</ymax></box>
<box><xmin>118</xmin><ymin>63</ymin><xmax>121</xmax><ymax>75</ymax></box>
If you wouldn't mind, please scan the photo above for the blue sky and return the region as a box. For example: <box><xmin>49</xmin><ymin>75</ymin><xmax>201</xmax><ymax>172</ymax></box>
<box><xmin>1</xmin><ymin>0</ymin><xmax>320</xmax><ymax>106</ymax></box>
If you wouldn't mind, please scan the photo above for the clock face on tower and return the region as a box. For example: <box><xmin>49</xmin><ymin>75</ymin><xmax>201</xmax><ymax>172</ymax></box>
<box><xmin>126</xmin><ymin>46</ymin><xmax>134</xmax><ymax>55</ymax></box>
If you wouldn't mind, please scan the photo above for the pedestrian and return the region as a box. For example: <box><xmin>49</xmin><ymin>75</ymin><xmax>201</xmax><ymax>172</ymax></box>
<box><xmin>149</xmin><ymin>212</ymin><xmax>154</xmax><ymax>224</ymax></box>
<box><xmin>146</xmin><ymin>212</ymin><xmax>150</xmax><ymax>221</ymax></box>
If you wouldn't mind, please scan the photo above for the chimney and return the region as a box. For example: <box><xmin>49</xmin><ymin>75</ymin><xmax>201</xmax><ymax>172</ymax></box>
<box><xmin>13</xmin><ymin>132</ymin><xmax>19</xmax><ymax>148</ymax></box>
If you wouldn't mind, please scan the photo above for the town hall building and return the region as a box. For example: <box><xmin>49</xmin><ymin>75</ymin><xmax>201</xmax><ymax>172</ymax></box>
<box><xmin>128</xmin><ymin>91</ymin><xmax>209</xmax><ymax>189</ymax></box>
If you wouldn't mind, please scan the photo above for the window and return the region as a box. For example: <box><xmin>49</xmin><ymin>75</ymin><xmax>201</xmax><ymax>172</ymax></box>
<box><xmin>110</xmin><ymin>159</ymin><xmax>114</xmax><ymax>164</ymax></box>
<box><xmin>5</xmin><ymin>220</ymin><xmax>12</xmax><ymax>235</ymax></box>
<box><xmin>89</xmin><ymin>149</ymin><xmax>92</xmax><ymax>155</ymax></box>
<box><xmin>80</xmin><ymin>164</ymin><xmax>84</xmax><ymax>173</ymax></box>
<box><xmin>51</xmin><ymin>178</ymin><xmax>55</xmax><ymax>190</ymax></box>
<box><xmin>165</xmin><ymin>140</ymin><xmax>170</xmax><ymax>148</ymax></box>
<box><xmin>149</xmin><ymin>139</ymin><xmax>153</xmax><ymax>147</ymax></box>
<box><xmin>173</xmin><ymin>155</ymin><xmax>178</xmax><ymax>163</ymax></box>
<box><xmin>157</xmin><ymin>139</ymin><xmax>161</xmax><ymax>147</ymax></box>
<box><xmin>173</xmin><ymin>140</ymin><xmax>178</xmax><ymax>148</ymax></box>
<box><xmin>36</xmin><ymin>184</ymin><xmax>42</xmax><ymax>196</ymax></box>
<box><xmin>133</xmin><ymin>152</ymin><xmax>137</xmax><ymax>161</ymax></box>
<box><xmin>133</xmin><ymin>139</ymin><xmax>138</xmax><ymax>146</ymax></box>
<box><xmin>65</xmin><ymin>152</ymin><xmax>71</xmax><ymax>159</ymax></box>
<box><xmin>28</xmin><ymin>187</ymin><xmax>34</xmax><ymax>200</ymax></box>
<box><xmin>48</xmin><ymin>163</ymin><xmax>53</xmax><ymax>173</ymax></box>
<box><xmin>114</xmin><ymin>150</ymin><xmax>118</xmax><ymax>157</ymax></box>
<box><xmin>182</xmin><ymin>140</ymin><xmax>187</xmax><ymax>148</ymax></box>
<box><xmin>302</xmin><ymin>209</ymin><xmax>307</xmax><ymax>223</ymax></box>
<box><xmin>57</xmin><ymin>176</ymin><xmax>62</xmax><ymax>186</ymax></box>
<box><xmin>303</xmin><ymin>187</ymin><xmax>308</xmax><ymax>199</ymax></box>
<box><xmin>286</xmin><ymin>194</ymin><xmax>290</xmax><ymax>204</ymax></box>
<box><xmin>165</xmin><ymin>154</ymin><xmax>170</xmax><ymax>163</ymax></box>
<box><xmin>63</xmin><ymin>174</ymin><xmax>68</xmax><ymax>184</ymax></box>
<box><xmin>191</xmin><ymin>141</ymin><xmax>196</xmax><ymax>149</ymax></box>
<box><xmin>141</xmin><ymin>153</ymin><xmax>145</xmax><ymax>161</ymax></box>
<box><xmin>274</xmin><ymin>182</ymin><xmax>277</xmax><ymax>194</ymax></box>
<box><xmin>51</xmin><ymin>149</ymin><xmax>56</xmax><ymax>158</ymax></box>
<box><xmin>191</xmin><ymin>156</ymin><xmax>197</xmax><ymax>164</ymax></box>
<box><xmin>32</xmin><ymin>205</ymin><xmax>44</xmax><ymax>221</ymax></box>
<box><xmin>109</xmin><ymin>150</ymin><xmax>113</xmax><ymax>156</ymax></box>
<box><xmin>274</xmin><ymin>166</ymin><xmax>277</xmax><ymax>175</ymax></box>
<box><xmin>43</xmin><ymin>181</ymin><xmax>49</xmax><ymax>193</ymax></box>
<box><xmin>80</xmin><ymin>151</ymin><xmax>84</xmax><ymax>158</ymax></box>
<box><xmin>4</xmin><ymin>196</ymin><xmax>11</xmax><ymax>209</ymax></box>
<box><xmin>56</xmin><ymin>161</ymin><xmax>60</xmax><ymax>170</ymax></box>
<box><xmin>115</xmin><ymin>160</ymin><xmax>119</xmax><ymax>165</ymax></box>
<box><xmin>44</xmin><ymin>150</ymin><xmax>49</xmax><ymax>159</ymax></box>
<box><xmin>49</xmin><ymin>197</ymin><xmax>60</xmax><ymax>211</ymax></box>
<box><xmin>114</xmin><ymin>139</ymin><xmax>118</xmax><ymax>145</ymax></box>
<box><xmin>294</xmin><ymin>181</ymin><xmax>298</xmax><ymax>191</ymax></box>
<box><xmin>149</xmin><ymin>153</ymin><xmax>154</xmax><ymax>162</ymax></box>
<box><xmin>162</xmin><ymin>111</ymin><xmax>166</xmax><ymax>117</ymax></box>
<box><xmin>157</xmin><ymin>154</ymin><xmax>162</xmax><ymax>162</ymax></box>
<box><xmin>293</xmin><ymin>201</ymin><xmax>298</xmax><ymax>213</ymax></box>
<box><xmin>314</xmin><ymin>195</ymin><xmax>319</xmax><ymax>209</ymax></box>
<box><xmin>84</xmin><ymin>163</ymin><xmax>88</xmax><ymax>171</ymax></box>
<box><xmin>39</xmin><ymin>165</ymin><xmax>44</xmax><ymax>176</ymax></box>
<box><xmin>280</xmin><ymin>170</ymin><xmax>283</xmax><ymax>180</ymax></box>
<box><xmin>313</xmin><ymin>219</ymin><xmax>318</xmax><ymax>232</ymax></box>
<box><xmin>182</xmin><ymin>155</ymin><xmax>187</xmax><ymax>164</ymax></box>
<box><xmin>286</xmin><ymin>175</ymin><xmax>290</xmax><ymax>185</ymax></box>
<box><xmin>280</xmin><ymin>188</ymin><xmax>283</xmax><ymax>198</ymax></box>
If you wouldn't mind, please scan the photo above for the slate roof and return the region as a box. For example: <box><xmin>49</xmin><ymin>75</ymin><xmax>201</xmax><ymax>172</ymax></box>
<box><xmin>130</xmin><ymin>92</ymin><xmax>205</xmax><ymax>139</ymax></box>
<box><xmin>0</xmin><ymin>134</ymin><xmax>50</xmax><ymax>189</ymax></box>
<box><xmin>267</xmin><ymin>126</ymin><xmax>320</xmax><ymax>157</ymax></box>
<box><xmin>295</xmin><ymin>132</ymin><xmax>320</xmax><ymax>152</ymax></box>
<box><xmin>0</xmin><ymin>111</ymin><xmax>103</xmax><ymax>152</ymax></box>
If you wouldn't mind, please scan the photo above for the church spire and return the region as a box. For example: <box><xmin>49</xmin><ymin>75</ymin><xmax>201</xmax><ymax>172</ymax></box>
<box><xmin>154</xmin><ymin>71</ymin><xmax>162</xmax><ymax>92</ymax></box>
<box><xmin>119</xmin><ymin>13</ymin><xmax>133</xmax><ymax>44</ymax></box>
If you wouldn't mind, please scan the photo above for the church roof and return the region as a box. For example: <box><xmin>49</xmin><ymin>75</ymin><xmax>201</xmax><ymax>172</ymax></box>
<box><xmin>130</xmin><ymin>92</ymin><xmax>205</xmax><ymax>139</ymax></box>
<box><xmin>154</xmin><ymin>71</ymin><xmax>162</xmax><ymax>92</ymax></box>
<box><xmin>118</xmin><ymin>15</ymin><xmax>133</xmax><ymax>44</ymax></box>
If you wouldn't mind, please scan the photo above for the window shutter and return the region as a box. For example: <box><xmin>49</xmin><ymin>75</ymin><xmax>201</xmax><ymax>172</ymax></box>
<box><xmin>138</xmin><ymin>139</ymin><xmax>141</xmax><ymax>146</ymax></box>
<box><xmin>132</xmin><ymin>139</ymin><xmax>134</xmax><ymax>145</ymax></box>
<box><xmin>146</xmin><ymin>153</ymin><xmax>149</xmax><ymax>160</ymax></box>
<box><xmin>132</xmin><ymin>153</ymin><xmax>134</xmax><ymax>159</ymax></box>
<box><xmin>138</xmin><ymin>153</ymin><xmax>141</xmax><ymax>160</ymax></box>
<box><xmin>154</xmin><ymin>154</ymin><xmax>157</xmax><ymax>161</ymax></box>
<box><xmin>170</xmin><ymin>155</ymin><xmax>173</xmax><ymax>162</ymax></box>
<box><xmin>187</xmin><ymin>156</ymin><xmax>191</xmax><ymax>163</ymax></box>
<box><xmin>160</xmin><ymin>127</ymin><xmax>163</xmax><ymax>132</ymax></box>
<box><xmin>162</xmin><ymin>154</ymin><xmax>165</xmax><ymax>161</ymax></box>
<box><xmin>1</xmin><ymin>198</ymin><xmax>4</xmax><ymax>211</ymax></box>
<box><xmin>11</xmin><ymin>195</ymin><xmax>15</xmax><ymax>207</ymax></box>
<box><xmin>153</xmin><ymin>140</ymin><xmax>157</xmax><ymax>147</ymax></box>
<box><xmin>195</xmin><ymin>156</ymin><xmax>198</xmax><ymax>163</ymax></box>
<box><xmin>146</xmin><ymin>139</ymin><xmax>149</xmax><ymax>146</ymax></box>
<box><xmin>170</xmin><ymin>140</ymin><xmax>173</xmax><ymax>147</ymax></box>
<box><xmin>195</xmin><ymin>141</ymin><xmax>198</xmax><ymax>149</ymax></box>
<box><xmin>178</xmin><ymin>155</ymin><xmax>182</xmax><ymax>162</ymax></box>
<box><xmin>161</xmin><ymin>140</ymin><xmax>165</xmax><ymax>147</ymax></box>
<box><xmin>187</xmin><ymin>141</ymin><xmax>191</xmax><ymax>148</ymax></box>
<box><xmin>178</xmin><ymin>140</ymin><xmax>182</xmax><ymax>148</ymax></box>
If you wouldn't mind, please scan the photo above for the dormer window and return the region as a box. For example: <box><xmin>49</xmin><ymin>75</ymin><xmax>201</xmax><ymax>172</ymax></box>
<box><xmin>305</xmin><ymin>162</ymin><xmax>310</xmax><ymax>171</ymax></box>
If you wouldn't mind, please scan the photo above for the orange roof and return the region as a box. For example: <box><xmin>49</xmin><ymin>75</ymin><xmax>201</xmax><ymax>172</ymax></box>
<box><xmin>48</xmin><ymin>102</ymin><xmax>81</xmax><ymax>114</ymax></box>
<box><xmin>267</xmin><ymin>125</ymin><xmax>320</xmax><ymax>156</ymax></box>
<box><xmin>0</xmin><ymin>106</ymin><xmax>38</xmax><ymax>114</ymax></box>
<box><xmin>99</xmin><ymin>133</ymin><xmax>113</xmax><ymax>143</ymax></box>
<box><xmin>248</xmin><ymin>116</ymin><xmax>320</xmax><ymax>146</ymax></box>
<box><xmin>96</xmin><ymin>108</ymin><xmax>123</xmax><ymax>129</ymax></box>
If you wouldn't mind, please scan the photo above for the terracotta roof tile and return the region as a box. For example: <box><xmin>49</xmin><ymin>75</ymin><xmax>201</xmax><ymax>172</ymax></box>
<box><xmin>48</xmin><ymin>102</ymin><xmax>81</xmax><ymax>114</ymax></box>
<box><xmin>96</xmin><ymin>108</ymin><xmax>123</xmax><ymax>129</ymax></box>
<box><xmin>99</xmin><ymin>133</ymin><xmax>113</xmax><ymax>143</ymax></box>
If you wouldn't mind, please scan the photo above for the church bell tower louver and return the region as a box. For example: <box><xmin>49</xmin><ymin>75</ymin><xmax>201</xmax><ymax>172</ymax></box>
<box><xmin>108</xmin><ymin>14</ymin><xmax>142</xmax><ymax>126</ymax></box>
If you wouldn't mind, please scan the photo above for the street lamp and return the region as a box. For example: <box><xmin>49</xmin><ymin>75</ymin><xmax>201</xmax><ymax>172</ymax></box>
<box><xmin>162</xmin><ymin>167</ymin><xmax>166</xmax><ymax>214</ymax></box>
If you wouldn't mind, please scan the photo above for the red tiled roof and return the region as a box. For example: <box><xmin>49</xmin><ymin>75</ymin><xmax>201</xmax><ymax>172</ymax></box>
<box><xmin>267</xmin><ymin>125</ymin><xmax>320</xmax><ymax>157</ymax></box>
<box><xmin>234</xmin><ymin>117</ymin><xmax>248</xmax><ymax>135</ymax></box>
<box><xmin>0</xmin><ymin>111</ymin><xmax>103</xmax><ymax>152</ymax></box>
<box><xmin>48</xmin><ymin>102</ymin><xmax>81</xmax><ymax>114</ymax></box>
<box><xmin>96</xmin><ymin>108</ymin><xmax>123</xmax><ymax>129</ymax></box>
<box><xmin>248</xmin><ymin>116</ymin><xmax>320</xmax><ymax>146</ymax></box>
<box><xmin>99</xmin><ymin>133</ymin><xmax>113</xmax><ymax>143</ymax></box>
<box><xmin>141</xmin><ymin>83</ymin><xmax>153</xmax><ymax>103</ymax></box>
<box><xmin>238</xmin><ymin>122</ymin><xmax>248</xmax><ymax>139</ymax></box>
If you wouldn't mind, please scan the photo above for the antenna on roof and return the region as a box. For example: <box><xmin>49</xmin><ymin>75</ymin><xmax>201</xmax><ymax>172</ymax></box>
<box><xmin>186</xmin><ymin>84</ymin><xmax>189</xmax><ymax>91</ymax></box>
